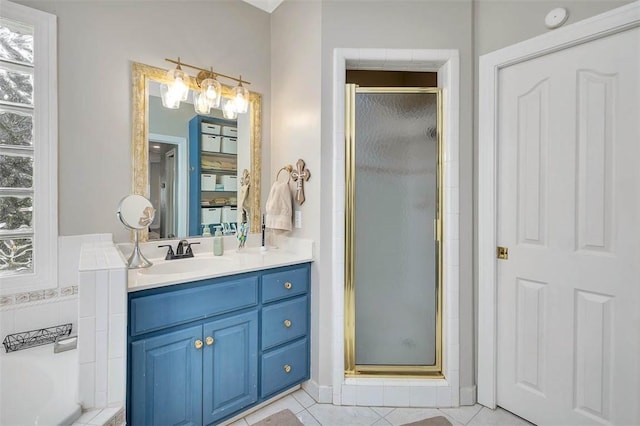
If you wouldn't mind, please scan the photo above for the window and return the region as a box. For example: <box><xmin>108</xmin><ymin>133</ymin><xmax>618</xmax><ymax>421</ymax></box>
<box><xmin>0</xmin><ymin>2</ymin><xmax>56</xmax><ymax>294</ymax></box>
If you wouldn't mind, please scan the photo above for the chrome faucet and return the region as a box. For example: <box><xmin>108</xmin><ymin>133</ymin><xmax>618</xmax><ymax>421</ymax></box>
<box><xmin>158</xmin><ymin>240</ymin><xmax>200</xmax><ymax>260</ymax></box>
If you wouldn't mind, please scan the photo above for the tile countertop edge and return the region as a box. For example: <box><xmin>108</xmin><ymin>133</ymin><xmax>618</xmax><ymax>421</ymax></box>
<box><xmin>124</xmin><ymin>236</ymin><xmax>314</xmax><ymax>293</ymax></box>
<box><xmin>78</xmin><ymin>241</ymin><xmax>127</xmax><ymax>272</ymax></box>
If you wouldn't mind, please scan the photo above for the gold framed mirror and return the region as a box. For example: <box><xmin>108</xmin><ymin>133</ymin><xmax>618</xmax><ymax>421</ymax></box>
<box><xmin>131</xmin><ymin>62</ymin><xmax>262</xmax><ymax>241</ymax></box>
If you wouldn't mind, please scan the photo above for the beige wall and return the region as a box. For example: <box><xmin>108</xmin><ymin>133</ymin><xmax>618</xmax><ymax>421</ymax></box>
<box><xmin>270</xmin><ymin>0</ymin><xmax>324</xmax><ymax>386</ymax></box>
<box><xmin>272</xmin><ymin>0</ymin><xmax>633</xmax><ymax>398</ymax></box>
<box><xmin>471</xmin><ymin>0</ymin><xmax>632</xmax><ymax>398</ymax></box>
<box><xmin>474</xmin><ymin>0</ymin><xmax>633</xmax><ymax>56</ymax></box>
<box><xmin>15</xmin><ymin>0</ymin><xmax>633</xmax><ymax>403</ymax></box>
<box><xmin>15</xmin><ymin>0</ymin><xmax>271</xmax><ymax>242</ymax></box>
<box><xmin>319</xmin><ymin>0</ymin><xmax>475</xmax><ymax>392</ymax></box>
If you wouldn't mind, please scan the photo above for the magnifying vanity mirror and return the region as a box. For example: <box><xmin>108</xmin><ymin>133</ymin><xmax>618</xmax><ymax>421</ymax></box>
<box><xmin>131</xmin><ymin>62</ymin><xmax>262</xmax><ymax>241</ymax></box>
<box><xmin>116</xmin><ymin>194</ymin><xmax>155</xmax><ymax>268</ymax></box>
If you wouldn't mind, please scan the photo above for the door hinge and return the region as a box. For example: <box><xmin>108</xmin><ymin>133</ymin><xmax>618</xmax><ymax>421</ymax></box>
<box><xmin>497</xmin><ymin>246</ymin><xmax>509</xmax><ymax>260</ymax></box>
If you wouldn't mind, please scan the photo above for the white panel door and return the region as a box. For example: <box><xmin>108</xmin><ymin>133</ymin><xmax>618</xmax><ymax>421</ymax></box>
<box><xmin>496</xmin><ymin>27</ymin><xmax>640</xmax><ymax>425</ymax></box>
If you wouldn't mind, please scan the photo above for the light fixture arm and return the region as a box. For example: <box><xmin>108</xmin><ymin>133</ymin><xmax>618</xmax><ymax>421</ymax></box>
<box><xmin>165</xmin><ymin>58</ymin><xmax>251</xmax><ymax>86</ymax></box>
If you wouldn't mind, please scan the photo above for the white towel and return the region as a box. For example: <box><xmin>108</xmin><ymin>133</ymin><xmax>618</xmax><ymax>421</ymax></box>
<box><xmin>265</xmin><ymin>180</ymin><xmax>292</xmax><ymax>231</ymax></box>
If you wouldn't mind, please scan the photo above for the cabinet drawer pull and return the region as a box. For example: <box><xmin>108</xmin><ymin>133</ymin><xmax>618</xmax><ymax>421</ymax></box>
<box><xmin>195</xmin><ymin>339</ymin><xmax>203</xmax><ymax>349</ymax></box>
<box><xmin>284</xmin><ymin>282</ymin><xmax>292</xmax><ymax>290</ymax></box>
<box><xmin>206</xmin><ymin>336</ymin><xmax>214</xmax><ymax>346</ymax></box>
<box><xmin>283</xmin><ymin>319</ymin><xmax>292</xmax><ymax>328</ymax></box>
<box><xmin>284</xmin><ymin>364</ymin><xmax>292</xmax><ymax>373</ymax></box>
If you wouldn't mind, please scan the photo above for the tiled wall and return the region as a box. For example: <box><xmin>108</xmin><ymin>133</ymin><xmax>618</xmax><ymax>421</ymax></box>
<box><xmin>78</xmin><ymin>241</ymin><xmax>127</xmax><ymax>409</ymax></box>
<box><xmin>0</xmin><ymin>234</ymin><xmax>112</xmax><ymax>344</ymax></box>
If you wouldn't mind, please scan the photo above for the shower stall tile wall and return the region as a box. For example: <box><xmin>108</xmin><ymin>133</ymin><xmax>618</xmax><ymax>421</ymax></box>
<box><xmin>78</xmin><ymin>241</ymin><xmax>127</xmax><ymax>409</ymax></box>
<box><xmin>0</xmin><ymin>234</ymin><xmax>112</xmax><ymax>342</ymax></box>
<box><xmin>331</xmin><ymin>48</ymin><xmax>460</xmax><ymax>407</ymax></box>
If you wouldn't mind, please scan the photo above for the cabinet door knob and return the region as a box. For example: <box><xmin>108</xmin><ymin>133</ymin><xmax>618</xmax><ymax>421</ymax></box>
<box><xmin>284</xmin><ymin>282</ymin><xmax>292</xmax><ymax>290</ymax></box>
<box><xmin>284</xmin><ymin>364</ymin><xmax>292</xmax><ymax>373</ymax></box>
<box><xmin>195</xmin><ymin>339</ymin><xmax>203</xmax><ymax>349</ymax></box>
<box><xmin>206</xmin><ymin>336</ymin><xmax>214</xmax><ymax>346</ymax></box>
<box><xmin>283</xmin><ymin>319</ymin><xmax>292</xmax><ymax>328</ymax></box>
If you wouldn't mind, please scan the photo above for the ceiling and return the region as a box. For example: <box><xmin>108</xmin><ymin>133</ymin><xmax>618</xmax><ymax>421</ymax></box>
<box><xmin>241</xmin><ymin>0</ymin><xmax>285</xmax><ymax>13</ymax></box>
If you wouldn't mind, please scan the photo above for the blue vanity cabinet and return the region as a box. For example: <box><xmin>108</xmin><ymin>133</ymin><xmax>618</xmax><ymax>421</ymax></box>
<box><xmin>203</xmin><ymin>311</ymin><xmax>258</xmax><ymax>424</ymax></box>
<box><xmin>127</xmin><ymin>263</ymin><xmax>311</xmax><ymax>426</ymax></box>
<box><xmin>130</xmin><ymin>325</ymin><xmax>203</xmax><ymax>426</ymax></box>
<box><xmin>259</xmin><ymin>265</ymin><xmax>311</xmax><ymax>398</ymax></box>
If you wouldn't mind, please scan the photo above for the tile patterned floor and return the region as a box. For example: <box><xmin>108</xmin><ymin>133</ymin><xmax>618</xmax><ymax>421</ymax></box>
<box><xmin>228</xmin><ymin>390</ymin><xmax>535</xmax><ymax>426</ymax></box>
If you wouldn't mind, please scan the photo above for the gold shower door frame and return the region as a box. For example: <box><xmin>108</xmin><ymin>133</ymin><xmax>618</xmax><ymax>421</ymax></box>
<box><xmin>344</xmin><ymin>85</ymin><xmax>443</xmax><ymax>378</ymax></box>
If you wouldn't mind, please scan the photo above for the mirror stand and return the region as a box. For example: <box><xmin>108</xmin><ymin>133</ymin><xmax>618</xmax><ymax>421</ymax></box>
<box><xmin>127</xmin><ymin>229</ymin><xmax>153</xmax><ymax>269</ymax></box>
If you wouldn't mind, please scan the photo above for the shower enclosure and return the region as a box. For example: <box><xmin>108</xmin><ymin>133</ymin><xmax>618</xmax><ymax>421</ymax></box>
<box><xmin>345</xmin><ymin>86</ymin><xmax>443</xmax><ymax>376</ymax></box>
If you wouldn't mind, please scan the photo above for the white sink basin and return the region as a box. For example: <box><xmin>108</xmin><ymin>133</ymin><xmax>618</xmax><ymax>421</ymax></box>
<box><xmin>140</xmin><ymin>256</ymin><xmax>232</xmax><ymax>275</ymax></box>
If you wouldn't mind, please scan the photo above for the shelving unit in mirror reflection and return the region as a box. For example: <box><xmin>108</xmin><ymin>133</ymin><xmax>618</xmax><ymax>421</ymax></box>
<box><xmin>189</xmin><ymin>115</ymin><xmax>239</xmax><ymax>236</ymax></box>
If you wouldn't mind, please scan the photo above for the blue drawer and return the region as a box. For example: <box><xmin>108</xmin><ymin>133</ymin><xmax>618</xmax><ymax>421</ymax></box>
<box><xmin>130</xmin><ymin>276</ymin><xmax>258</xmax><ymax>336</ymax></box>
<box><xmin>260</xmin><ymin>337</ymin><xmax>309</xmax><ymax>398</ymax></box>
<box><xmin>261</xmin><ymin>265</ymin><xmax>309</xmax><ymax>303</ymax></box>
<box><xmin>261</xmin><ymin>296</ymin><xmax>308</xmax><ymax>350</ymax></box>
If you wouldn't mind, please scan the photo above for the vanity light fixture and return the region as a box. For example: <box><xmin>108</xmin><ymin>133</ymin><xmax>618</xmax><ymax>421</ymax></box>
<box><xmin>232</xmin><ymin>78</ymin><xmax>250</xmax><ymax>114</ymax></box>
<box><xmin>200</xmin><ymin>70</ymin><xmax>222</xmax><ymax>108</ymax></box>
<box><xmin>193</xmin><ymin>90</ymin><xmax>211</xmax><ymax>114</ymax></box>
<box><xmin>160</xmin><ymin>57</ymin><xmax>189</xmax><ymax>109</ymax></box>
<box><xmin>162</xmin><ymin>58</ymin><xmax>251</xmax><ymax>115</ymax></box>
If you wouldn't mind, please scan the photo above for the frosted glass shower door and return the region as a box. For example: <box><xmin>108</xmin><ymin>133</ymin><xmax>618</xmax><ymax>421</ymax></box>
<box><xmin>348</xmin><ymin>88</ymin><xmax>441</xmax><ymax>371</ymax></box>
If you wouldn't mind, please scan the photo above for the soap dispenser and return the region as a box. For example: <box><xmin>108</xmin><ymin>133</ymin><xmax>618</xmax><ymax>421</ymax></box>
<box><xmin>213</xmin><ymin>226</ymin><xmax>224</xmax><ymax>256</ymax></box>
<box><xmin>202</xmin><ymin>224</ymin><xmax>211</xmax><ymax>237</ymax></box>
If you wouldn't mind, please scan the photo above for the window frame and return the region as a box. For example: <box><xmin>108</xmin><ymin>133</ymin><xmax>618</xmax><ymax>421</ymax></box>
<box><xmin>0</xmin><ymin>1</ymin><xmax>57</xmax><ymax>294</ymax></box>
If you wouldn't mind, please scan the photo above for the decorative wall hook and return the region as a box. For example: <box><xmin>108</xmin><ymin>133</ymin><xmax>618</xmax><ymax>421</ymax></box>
<box><xmin>240</xmin><ymin>169</ymin><xmax>251</xmax><ymax>187</ymax></box>
<box><xmin>238</xmin><ymin>169</ymin><xmax>251</xmax><ymax>224</ymax></box>
<box><xmin>291</xmin><ymin>159</ymin><xmax>311</xmax><ymax>205</ymax></box>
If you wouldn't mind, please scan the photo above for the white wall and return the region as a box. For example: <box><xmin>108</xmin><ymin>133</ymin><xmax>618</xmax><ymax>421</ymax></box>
<box><xmin>14</xmin><ymin>0</ymin><xmax>271</xmax><ymax>243</ymax></box>
<box><xmin>270</xmin><ymin>0</ymin><xmax>324</xmax><ymax>390</ymax></box>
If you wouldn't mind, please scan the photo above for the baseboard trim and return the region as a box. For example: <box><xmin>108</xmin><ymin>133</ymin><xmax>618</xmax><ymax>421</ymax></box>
<box><xmin>303</xmin><ymin>380</ymin><xmax>333</xmax><ymax>404</ymax></box>
<box><xmin>219</xmin><ymin>386</ymin><xmax>299</xmax><ymax>425</ymax></box>
<box><xmin>460</xmin><ymin>385</ymin><xmax>477</xmax><ymax>406</ymax></box>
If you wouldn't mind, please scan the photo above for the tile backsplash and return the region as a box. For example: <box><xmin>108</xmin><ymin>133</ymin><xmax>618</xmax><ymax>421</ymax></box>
<box><xmin>0</xmin><ymin>286</ymin><xmax>77</xmax><ymax>307</ymax></box>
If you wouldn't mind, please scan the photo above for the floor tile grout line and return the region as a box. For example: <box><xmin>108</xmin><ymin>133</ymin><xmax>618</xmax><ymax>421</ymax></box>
<box><xmin>464</xmin><ymin>406</ymin><xmax>484</xmax><ymax>425</ymax></box>
<box><xmin>305</xmin><ymin>407</ymin><xmax>324</xmax><ymax>425</ymax></box>
<box><xmin>382</xmin><ymin>407</ymin><xmax>397</xmax><ymax>418</ymax></box>
<box><xmin>436</xmin><ymin>408</ymin><xmax>466</xmax><ymax>425</ymax></box>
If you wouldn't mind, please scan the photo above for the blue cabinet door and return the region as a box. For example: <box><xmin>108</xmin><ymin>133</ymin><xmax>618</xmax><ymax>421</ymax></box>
<box><xmin>130</xmin><ymin>325</ymin><xmax>203</xmax><ymax>426</ymax></box>
<box><xmin>202</xmin><ymin>311</ymin><xmax>258</xmax><ymax>425</ymax></box>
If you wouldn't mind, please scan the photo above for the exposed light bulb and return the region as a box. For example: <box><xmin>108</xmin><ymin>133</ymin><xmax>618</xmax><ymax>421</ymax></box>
<box><xmin>160</xmin><ymin>83</ymin><xmax>181</xmax><ymax>109</ymax></box>
<box><xmin>200</xmin><ymin>77</ymin><xmax>221</xmax><ymax>109</ymax></box>
<box><xmin>170</xmin><ymin>77</ymin><xmax>189</xmax><ymax>102</ymax></box>
<box><xmin>232</xmin><ymin>83</ymin><xmax>249</xmax><ymax>114</ymax></box>
<box><xmin>194</xmin><ymin>91</ymin><xmax>210</xmax><ymax>114</ymax></box>
<box><xmin>166</xmin><ymin>67</ymin><xmax>189</xmax><ymax>102</ymax></box>
<box><xmin>222</xmin><ymin>98</ymin><xmax>238</xmax><ymax>120</ymax></box>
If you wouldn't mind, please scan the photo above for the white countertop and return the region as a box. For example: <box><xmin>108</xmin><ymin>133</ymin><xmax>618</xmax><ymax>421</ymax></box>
<box><xmin>123</xmin><ymin>236</ymin><xmax>313</xmax><ymax>292</ymax></box>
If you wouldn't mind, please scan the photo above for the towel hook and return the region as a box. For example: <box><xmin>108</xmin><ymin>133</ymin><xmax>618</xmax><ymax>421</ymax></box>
<box><xmin>277</xmin><ymin>165</ymin><xmax>293</xmax><ymax>183</ymax></box>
